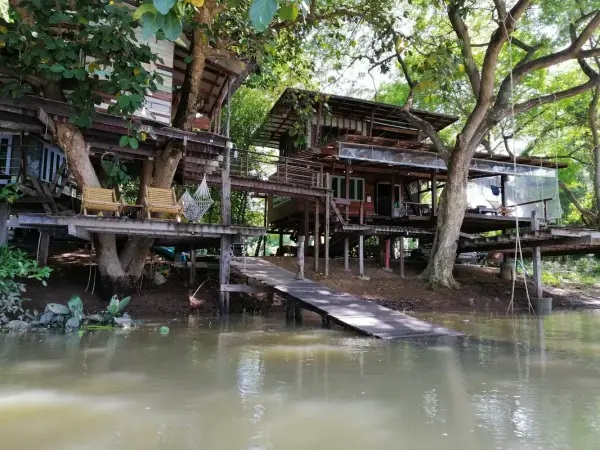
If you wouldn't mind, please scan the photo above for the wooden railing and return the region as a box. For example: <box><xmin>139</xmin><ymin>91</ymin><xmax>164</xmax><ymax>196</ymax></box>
<box><xmin>227</xmin><ymin>149</ymin><xmax>325</xmax><ymax>189</ymax></box>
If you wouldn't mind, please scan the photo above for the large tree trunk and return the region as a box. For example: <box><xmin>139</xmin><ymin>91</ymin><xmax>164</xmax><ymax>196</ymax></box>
<box><xmin>419</xmin><ymin>143</ymin><xmax>471</xmax><ymax>288</ymax></box>
<box><xmin>55</xmin><ymin>123</ymin><xmax>146</xmax><ymax>295</ymax></box>
<box><xmin>590</xmin><ymin>87</ymin><xmax>600</xmax><ymax>213</ymax></box>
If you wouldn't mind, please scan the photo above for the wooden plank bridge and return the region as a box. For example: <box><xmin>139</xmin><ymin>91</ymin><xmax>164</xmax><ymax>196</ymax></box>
<box><xmin>230</xmin><ymin>258</ymin><xmax>459</xmax><ymax>340</ymax></box>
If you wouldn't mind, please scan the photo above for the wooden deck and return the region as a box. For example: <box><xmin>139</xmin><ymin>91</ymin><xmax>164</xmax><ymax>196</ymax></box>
<box><xmin>230</xmin><ymin>258</ymin><xmax>459</xmax><ymax>340</ymax></box>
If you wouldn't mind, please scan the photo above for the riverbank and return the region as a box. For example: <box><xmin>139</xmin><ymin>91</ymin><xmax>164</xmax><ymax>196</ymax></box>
<box><xmin>23</xmin><ymin>250</ymin><xmax>600</xmax><ymax>316</ymax></box>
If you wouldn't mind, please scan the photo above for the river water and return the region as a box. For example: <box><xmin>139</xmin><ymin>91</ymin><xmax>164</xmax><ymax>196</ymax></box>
<box><xmin>1</xmin><ymin>311</ymin><xmax>600</xmax><ymax>450</ymax></box>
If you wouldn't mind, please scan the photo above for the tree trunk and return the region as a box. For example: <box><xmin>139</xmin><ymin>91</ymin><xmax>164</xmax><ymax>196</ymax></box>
<box><xmin>56</xmin><ymin>123</ymin><xmax>148</xmax><ymax>296</ymax></box>
<box><xmin>591</xmin><ymin>87</ymin><xmax>600</xmax><ymax>214</ymax></box>
<box><xmin>420</xmin><ymin>144</ymin><xmax>471</xmax><ymax>288</ymax></box>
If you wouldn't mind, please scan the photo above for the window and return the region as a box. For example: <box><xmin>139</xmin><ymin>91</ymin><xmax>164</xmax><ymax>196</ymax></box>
<box><xmin>331</xmin><ymin>176</ymin><xmax>364</xmax><ymax>201</ymax></box>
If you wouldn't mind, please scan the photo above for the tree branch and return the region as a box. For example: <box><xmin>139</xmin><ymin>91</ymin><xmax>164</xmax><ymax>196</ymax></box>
<box><xmin>447</xmin><ymin>1</ymin><xmax>481</xmax><ymax>97</ymax></box>
<box><xmin>559</xmin><ymin>181</ymin><xmax>598</xmax><ymax>224</ymax></box>
<box><xmin>461</xmin><ymin>0</ymin><xmax>532</xmax><ymax>143</ymax></box>
<box><xmin>496</xmin><ymin>12</ymin><xmax>600</xmax><ymax>108</ymax></box>
<box><xmin>511</xmin><ymin>74</ymin><xmax>600</xmax><ymax>116</ymax></box>
<box><xmin>397</xmin><ymin>109</ymin><xmax>450</xmax><ymax>160</ymax></box>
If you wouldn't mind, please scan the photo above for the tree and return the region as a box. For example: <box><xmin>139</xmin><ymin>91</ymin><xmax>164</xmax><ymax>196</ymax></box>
<box><xmin>364</xmin><ymin>0</ymin><xmax>600</xmax><ymax>287</ymax></box>
<box><xmin>1</xmin><ymin>0</ymin><xmax>391</xmax><ymax>293</ymax></box>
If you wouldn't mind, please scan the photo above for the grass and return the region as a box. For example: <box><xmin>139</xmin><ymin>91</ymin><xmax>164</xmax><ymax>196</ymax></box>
<box><xmin>519</xmin><ymin>255</ymin><xmax>600</xmax><ymax>288</ymax></box>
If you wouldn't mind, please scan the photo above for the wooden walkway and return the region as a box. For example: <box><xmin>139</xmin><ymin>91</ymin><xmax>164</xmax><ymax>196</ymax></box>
<box><xmin>230</xmin><ymin>258</ymin><xmax>460</xmax><ymax>340</ymax></box>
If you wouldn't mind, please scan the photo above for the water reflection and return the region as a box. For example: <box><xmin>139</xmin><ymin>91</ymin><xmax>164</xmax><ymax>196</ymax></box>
<box><xmin>1</xmin><ymin>312</ymin><xmax>600</xmax><ymax>449</ymax></box>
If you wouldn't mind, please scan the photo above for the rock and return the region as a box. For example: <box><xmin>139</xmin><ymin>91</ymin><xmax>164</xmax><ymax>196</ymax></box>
<box><xmin>65</xmin><ymin>317</ymin><xmax>80</xmax><ymax>330</ymax></box>
<box><xmin>114</xmin><ymin>316</ymin><xmax>133</xmax><ymax>329</ymax></box>
<box><xmin>45</xmin><ymin>303</ymin><xmax>70</xmax><ymax>315</ymax></box>
<box><xmin>7</xmin><ymin>320</ymin><xmax>30</xmax><ymax>331</ymax></box>
<box><xmin>38</xmin><ymin>311</ymin><xmax>56</xmax><ymax>325</ymax></box>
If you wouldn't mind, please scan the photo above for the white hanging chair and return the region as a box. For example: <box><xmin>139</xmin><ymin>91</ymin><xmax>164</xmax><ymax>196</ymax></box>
<box><xmin>182</xmin><ymin>174</ymin><xmax>214</xmax><ymax>221</ymax></box>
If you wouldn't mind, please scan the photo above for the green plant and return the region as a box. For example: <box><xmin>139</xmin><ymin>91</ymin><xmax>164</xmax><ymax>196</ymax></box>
<box><xmin>37</xmin><ymin>294</ymin><xmax>132</xmax><ymax>330</ymax></box>
<box><xmin>0</xmin><ymin>246</ymin><xmax>51</xmax><ymax>323</ymax></box>
<box><xmin>0</xmin><ymin>184</ymin><xmax>21</xmax><ymax>204</ymax></box>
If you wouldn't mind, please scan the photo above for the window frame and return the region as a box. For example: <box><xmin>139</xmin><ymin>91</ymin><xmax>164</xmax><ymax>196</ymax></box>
<box><xmin>331</xmin><ymin>175</ymin><xmax>365</xmax><ymax>201</ymax></box>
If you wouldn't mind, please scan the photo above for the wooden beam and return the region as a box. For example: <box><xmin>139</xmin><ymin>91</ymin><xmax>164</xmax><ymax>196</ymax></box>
<box><xmin>314</xmin><ymin>200</ymin><xmax>320</xmax><ymax>273</ymax></box>
<box><xmin>0</xmin><ymin>203</ymin><xmax>8</xmax><ymax>245</ymax></box>
<box><xmin>220</xmin><ymin>284</ymin><xmax>275</xmax><ymax>293</ymax></box>
<box><xmin>37</xmin><ymin>231</ymin><xmax>50</xmax><ymax>266</ymax></box>
<box><xmin>324</xmin><ymin>174</ymin><xmax>331</xmax><ymax>277</ymax></box>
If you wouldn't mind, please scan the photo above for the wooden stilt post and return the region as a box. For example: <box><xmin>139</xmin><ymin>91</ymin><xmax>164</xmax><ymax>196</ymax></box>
<box><xmin>189</xmin><ymin>247</ymin><xmax>197</xmax><ymax>285</ymax></box>
<box><xmin>531</xmin><ymin>211</ymin><xmax>544</xmax><ymax>299</ymax></box>
<box><xmin>358</xmin><ymin>201</ymin><xmax>366</xmax><ymax>279</ymax></box>
<box><xmin>37</xmin><ymin>231</ymin><xmax>50</xmax><ymax>266</ymax></box>
<box><xmin>314</xmin><ymin>200</ymin><xmax>320</xmax><ymax>273</ymax></box>
<box><xmin>399</xmin><ymin>237</ymin><xmax>405</xmax><ymax>279</ymax></box>
<box><xmin>344</xmin><ymin>238</ymin><xmax>350</xmax><ymax>271</ymax></box>
<box><xmin>500</xmin><ymin>174</ymin><xmax>508</xmax><ymax>212</ymax></box>
<box><xmin>294</xmin><ymin>301</ymin><xmax>303</xmax><ymax>325</ymax></box>
<box><xmin>303</xmin><ymin>202</ymin><xmax>310</xmax><ymax>256</ymax></box>
<box><xmin>278</xmin><ymin>230</ymin><xmax>284</xmax><ymax>254</ymax></box>
<box><xmin>324</xmin><ymin>174</ymin><xmax>331</xmax><ymax>277</ymax></box>
<box><xmin>296</xmin><ymin>235</ymin><xmax>305</xmax><ymax>280</ymax></box>
<box><xmin>0</xmin><ymin>203</ymin><xmax>8</xmax><ymax>246</ymax></box>
<box><xmin>384</xmin><ymin>239</ymin><xmax>391</xmax><ymax>271</ymax></box>
<box><xmin>219</xmin><ymin>140</ymin><xmax>232</xmax><ymax>314</ymax></box>
<box><xmin>344</xmin><ymin>162</ymin><xmax>350</xmax><ymax>271</ymax></box>
<box><xmin>431</xmin><ymin>171</ymin><xmax>437</xmax><ymax>216</ymax></box>
<box><xmin>286</xmin><ymin>299</ymin><xmax>295</xmax><ymax>324</ymax></box>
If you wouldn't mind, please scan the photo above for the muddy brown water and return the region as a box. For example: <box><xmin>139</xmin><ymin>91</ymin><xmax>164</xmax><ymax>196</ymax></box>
<box><xmin>1</xmin><ymin>311</ymin><xmax>600</xmax><ymax>449</ymax></box>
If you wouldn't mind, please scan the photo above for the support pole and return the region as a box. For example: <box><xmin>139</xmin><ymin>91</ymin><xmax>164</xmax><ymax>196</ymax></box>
<box><xmin>0</xmin><ymin>203</ymin><xmax>8</xmax><ymax>246</ymax></box>
<box><xmin>384</xmin><ymin>239</ymin><xmax>391</xmax><ymax>271</ymax></box>
<box><xmin>324</xmin><ymin>174</ymin><xmax>331</xmax><ymax>277</ymax></box>
<box><xmin>314</xmin><ymin>200</ymin><xmax>320</xmax><ymax>273</ymax></box>
<box><xmin>303</xmin><ymin>202</ymin><xmax>310</xmax><ymax>256</ymax></box>
<box><xmin>296</xmin><ymin>235</ymin><xmax>305</xmax><ymax>280</ymax></box>
<box><xmin>399</xmin><ymin>237</ymin><xmax>405</xmax><ymax>278</ymax></box>
<box><xmin>390</xmin><ymin>175</ymin><xmax>395</xmax><ymax>219</ymax></box>
<box><xmin>37</xmin><ymin>231</ymin><xmax>50</xmax><ymax>266</ymax></box>
<box><xmin>278</xmin><ymin>230</ymin><xmax>283</xmax><ymax>254</ymax></box>
<box><xmin>532</xmin><ymin>211</ymin><xmax>543</xmax><ymax>299</ymax></box>
<box><xmin>189</xmin><ymin>247</ymin><xmax>196</xmax><ymax>285</ymax></box>
<box><xmin>431</xmin><ymin>171</ymin><xmax>437</xmax><ymax>216</ymax></box>
<box><xmin>500</xmin><ymin>174</ymin><xmax>507</xmax><ymax>212</ymax></box>
<box><xmin>219</xmin><ymin>142</ymin><xmax>232</xmax><ymax>314</ymax></box>
<box><xmin>358</xmin><ymin>201</ymin><xmax>366</xmax><ymax>280</ymax></box>
<box><xmin>344</xmin><ymin>238</ymin><xmax>350</xmax><ymax>271</ymax></box>
<box><xmin>344</xmin><ymin>163</ymin><xmax>350</xmax><ymax>271</ymax></box>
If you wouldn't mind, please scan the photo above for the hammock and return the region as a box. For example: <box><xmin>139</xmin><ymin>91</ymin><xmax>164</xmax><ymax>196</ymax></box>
<box><xmin>181</xmin><ymin>174</ymin><xmax>214</xmax><ymax>221</ymax></box>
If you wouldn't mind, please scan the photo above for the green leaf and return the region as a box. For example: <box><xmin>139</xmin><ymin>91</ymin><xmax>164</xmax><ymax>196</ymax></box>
<box><xmin>107</xmin><ymin>295</ymin><xmax>119</xmax><ymax>315</ymax></box>
<box><xmin>50</xmin><ymin>64</ymin><xmax>65</xmax><ymax>73</ymax></box>
<box><xmin>128</xmin><ymin>137</ymin><xmax>139</xmax><ymax>149</ymax></box>
<box><xmin>117</xmin><ymin>296</ymin><xmax>130</xmax><ymax>312</ymax></box>
<box><xmin>133</xmin><ymin>2</ymin><xmax>158</xmax><ymax>20</ymax></box>
<box><xmin>184</xmin><ymin>55</ymin><xmax>194</xmax><ymax>64</ymax></box>
<box><xmin>119</xmin><ymin>135</ymin><xmax>129</xmax><ymax>147</ymax></box>
<box><xmin>279</xmin><ymin>4</ymin><xmax>298</xmax><ymax>21</ymax></box>
<box><xmin>117</xmin><ymin>95</ymin><xmax>130</xmax><ymax>109</ymax></box>
<box><xmin>249</xmin><ymin>0</ymin><xmax>278</xmax><ymax>31</ymax></box>
<box><xmin>140</xmin><ymin>12</ymin><xmax>165</xmax><ymax>40</ymax></box>
<box><xmin>153</xmin><ymin>0</ymin><xmax>176</xmax><ymax>15</ymax></box>
<box><xmin>162</xmin><ymin>10</ymin><xmax>183</xmax><ymax>41</ymax></box>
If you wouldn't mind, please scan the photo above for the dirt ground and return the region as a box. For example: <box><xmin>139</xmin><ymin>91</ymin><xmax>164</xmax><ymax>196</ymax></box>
<box><xmin>265</xmin><ymin>256</ymin><xmax>600</xmax><ymax>314</ymax></box>
<box><xmin>22</xmin><ymin>247</ymin><xmax>600</xmax><ymax>317</ymax></box>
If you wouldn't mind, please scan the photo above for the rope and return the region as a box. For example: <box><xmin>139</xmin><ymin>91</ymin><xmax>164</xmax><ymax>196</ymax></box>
<box><xmin>501</xmin><ymin>15</ymin><xmax>534</xmax><ymax>315</ymax></box>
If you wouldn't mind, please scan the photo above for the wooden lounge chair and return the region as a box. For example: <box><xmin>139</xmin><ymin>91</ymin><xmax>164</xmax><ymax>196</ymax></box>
<box><xmin>144</xmin><ymin>187</ymin><xmax>183</xmax><ymax>221</ymax></box>
<box><xmin>81</xmin><ymin>186</ymin><xmax>124</xmax><ymax>216</ymax></box>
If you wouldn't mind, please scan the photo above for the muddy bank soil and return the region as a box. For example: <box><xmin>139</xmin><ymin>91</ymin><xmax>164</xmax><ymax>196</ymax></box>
<box><xmin>266</xmin><ymin>256</ymin><xmax>600</xmax><ymax>313</ymax></box>
<box><xmin>23</xmin><ymin>249</ymin><xmax>600</xmax><ymax>317</ymax></box>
